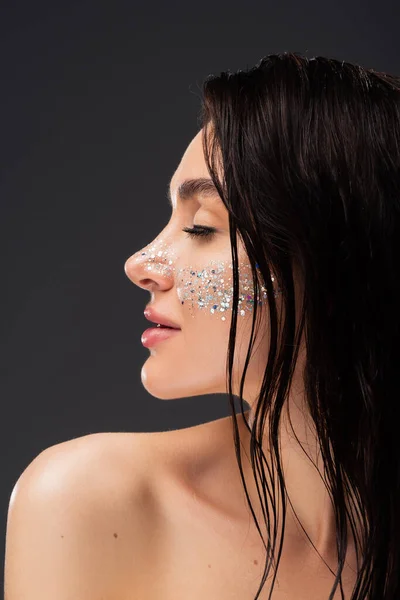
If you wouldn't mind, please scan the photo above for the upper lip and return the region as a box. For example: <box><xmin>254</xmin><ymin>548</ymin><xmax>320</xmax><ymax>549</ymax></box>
<box><xmin>144</xmin><ymin>307</ymin><xmax>181</xmax><ymax>329</ymax></box>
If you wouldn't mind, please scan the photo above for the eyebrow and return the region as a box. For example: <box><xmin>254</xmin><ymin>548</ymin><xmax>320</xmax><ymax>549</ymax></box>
<box><xmin>167</xmin><ymin>177</ymin><xmax>221</xmax><ymax>208</ymax></box>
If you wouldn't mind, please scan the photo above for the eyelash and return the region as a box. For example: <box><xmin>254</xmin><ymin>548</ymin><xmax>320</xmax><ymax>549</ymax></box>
<box><xmin>182</xmin><ymin>224</ymin><xmax>216</xmax><ymax>241</ymax></box>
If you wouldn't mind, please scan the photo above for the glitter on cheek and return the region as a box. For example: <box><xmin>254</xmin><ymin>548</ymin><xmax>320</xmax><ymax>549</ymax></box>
<box><xmin>176</xmin><ymin>259</ymin><xmax>281</xmax><ymax>321</ymax></box>
<box><xmin>130</xmin><ymin>236</ymin><xmax>281</xmax><ymax>323</ymax></box>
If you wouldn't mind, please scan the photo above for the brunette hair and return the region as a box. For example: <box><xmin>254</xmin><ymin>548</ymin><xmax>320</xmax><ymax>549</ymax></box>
<box><xmin>199</xmin><ymin>52</ymin><xmax>400</xmax><ymax>599</ymax></box>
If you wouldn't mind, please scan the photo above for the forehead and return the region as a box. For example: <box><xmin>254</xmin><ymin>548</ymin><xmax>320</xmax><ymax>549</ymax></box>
<box><xmin>168</xmin><ymin>129</ymin><xmax>221</xmax><ymax>209</ymax></box>
<box><xmin>170</xmin><ymin>130</ymin><xmax>206</xmax><ymax>187</ymax></box>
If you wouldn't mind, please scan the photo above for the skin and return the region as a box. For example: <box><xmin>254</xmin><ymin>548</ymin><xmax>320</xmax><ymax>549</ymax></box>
<box><xmin>124</xmin><ymin>128</ymin><xmax>358</xmax><ymax>582</ymax></box>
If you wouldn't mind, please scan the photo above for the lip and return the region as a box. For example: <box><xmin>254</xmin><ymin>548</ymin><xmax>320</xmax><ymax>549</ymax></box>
<box><xmin>141</xmin><ymin>326</ymin><xmax>181</xmax><ymax>348</ymax></box>
<box><xmin>143</xmin><ymin>307</ymin><xmax>181</xmax><ymax>330</ymax></box>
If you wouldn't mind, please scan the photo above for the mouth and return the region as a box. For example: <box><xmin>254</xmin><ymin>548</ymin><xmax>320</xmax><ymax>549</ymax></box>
<box><xmin>141</xmin><ymin>324</ymin><xmax>181</xmax><ymax>348</ymax></box>
<box><xmin>143</xmin><ymin>307</ymin><xmax>181</xmax><ymax>330</ymax></box>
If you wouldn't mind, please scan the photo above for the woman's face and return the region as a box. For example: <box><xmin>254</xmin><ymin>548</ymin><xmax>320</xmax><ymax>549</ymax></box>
<box><xmin>124</xmin><ymin>129</ymin><xmax>275</xmax><ymax>403</ymax></box>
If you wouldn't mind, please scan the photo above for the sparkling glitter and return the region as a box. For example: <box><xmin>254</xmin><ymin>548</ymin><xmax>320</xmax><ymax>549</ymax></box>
<box><xmin>131</xmin><ymin>237</ymin><xmax>178</xmax><ymax>278</ymax></box>
<box><xmin>175</xmin><ymin>258</ymin><xmax>282</xmax><ymax>320</ymax></box>
<box><xmin>132</xmin><ymin>238</ymin><xmax>282</xmax><ymax>321</ymax></box>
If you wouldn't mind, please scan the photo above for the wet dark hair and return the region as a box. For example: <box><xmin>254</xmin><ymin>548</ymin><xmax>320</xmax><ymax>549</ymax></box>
<box><xmin>199</xmin><ymin>52</ymin><xmax>400</xmax><ymax>599</ymax></box>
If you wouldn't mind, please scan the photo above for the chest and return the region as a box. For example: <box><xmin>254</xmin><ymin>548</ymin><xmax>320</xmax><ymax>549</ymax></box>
<box><xmin>116</xmin><ymin>489</ymin><xmax>357</xmax><ymax>600</ymax></box>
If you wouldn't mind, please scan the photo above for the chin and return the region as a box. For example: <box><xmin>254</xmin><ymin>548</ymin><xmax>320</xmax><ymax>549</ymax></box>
<box><xmin>140</xmin><ymin>366</ymin><xmax>166</xmax><ymax>399</ymax></box>
<box><xmin>140</xmin><ymin>363</ymin><xmax>225</xmax><ymax>400</ymax></box>
<box><xmin>140</xmin><ymin>364</ymin><xmax>185</xmax><ymax>400</ymax></box>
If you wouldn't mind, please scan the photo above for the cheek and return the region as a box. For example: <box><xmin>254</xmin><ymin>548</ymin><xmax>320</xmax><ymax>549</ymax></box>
<box><xmin>182</xmin><ymin>320</ymin><xmax>230</xmax><ymax>367</ymax></box>
<box><xmin>176</xmin><ymin>258</ymin><xmax>268</xmax><ymax>322</ymax></box>
<box><xmin>176</xmin><ymin>256</ymin><xmax>270</xmax><ymax>378</ymax></box>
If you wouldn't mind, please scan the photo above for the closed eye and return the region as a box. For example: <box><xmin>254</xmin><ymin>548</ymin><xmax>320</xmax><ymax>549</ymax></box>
<box><xmin>182</xmin><ymin>224</ymin><xmax>216</xmax><ymax>241</ymax></box>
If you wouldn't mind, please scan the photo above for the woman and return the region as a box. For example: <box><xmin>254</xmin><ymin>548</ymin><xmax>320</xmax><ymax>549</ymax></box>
<box><xmin>5</xmin><ymin>52</ymin><xmax>400</xmax><ymax>599</ymax></box>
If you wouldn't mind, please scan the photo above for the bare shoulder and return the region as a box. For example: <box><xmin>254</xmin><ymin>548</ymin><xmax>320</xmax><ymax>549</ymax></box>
<box><xmin>8</xmin><ymin>411</ymin><xmax>247</xmax><ymax>525</ymax></box>
<box><xmin>5</xmin><ymin>417</ymin><xmax>245</xmax><ymax>599</ymax></box>
<box><xmin>11</xmin><ymin>431</ymin><xmax>156</xmax><ymax>508</ymax></box>
<box><xmin>4</xmin><ymin>431</ymin><xmax>156</xmax><ymax>600</ymax></box>
<box><xmin>9</xmin><ymin>415</ymin><xmax>230</xmax><ymax>510</ymax></box>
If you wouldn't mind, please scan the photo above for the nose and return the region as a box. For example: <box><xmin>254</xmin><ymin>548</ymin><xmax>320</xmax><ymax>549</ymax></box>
<box><xmin>124</xmin><ymin>242</ymin><xmax>175</xmax><ymax>292</ymax></box>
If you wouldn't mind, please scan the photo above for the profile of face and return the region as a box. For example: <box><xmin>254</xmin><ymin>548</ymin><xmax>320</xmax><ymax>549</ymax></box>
<box><xmin>124</xmin><ymin>129</ymin><xmax>279</xmax><ymax>403</ymax></box>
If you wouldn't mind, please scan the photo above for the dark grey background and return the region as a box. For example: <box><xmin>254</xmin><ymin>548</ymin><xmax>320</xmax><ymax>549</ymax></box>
<box><xmin>1</xmin><ymin>0</ymin><xmax>398</xmax><ymax>588</ymax></box>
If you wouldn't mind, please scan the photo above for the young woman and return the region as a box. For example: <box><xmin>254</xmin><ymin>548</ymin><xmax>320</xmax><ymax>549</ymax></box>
<box><xmin>5</xmin><ymin>52</ymin><xmax>400</xmax><ymax>600</ymax></box>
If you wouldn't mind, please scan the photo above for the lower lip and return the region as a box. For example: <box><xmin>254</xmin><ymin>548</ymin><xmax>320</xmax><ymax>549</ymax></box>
<box><xmin>141</xmin><ymin>326</ymin><xmax>181</xmax><ymax>348</ymax></box>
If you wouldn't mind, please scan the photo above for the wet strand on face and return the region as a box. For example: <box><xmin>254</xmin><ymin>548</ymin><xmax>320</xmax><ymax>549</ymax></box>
<box><xmin>137</xmin><ymin>237</ymin><xmax>281</xmax><ymax>320</ymax></box>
